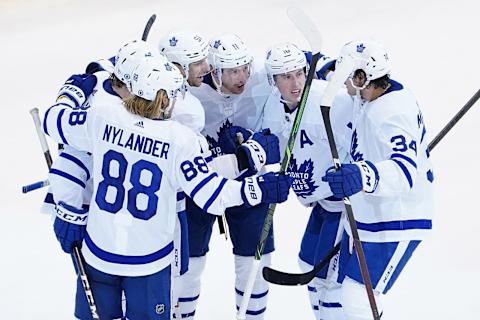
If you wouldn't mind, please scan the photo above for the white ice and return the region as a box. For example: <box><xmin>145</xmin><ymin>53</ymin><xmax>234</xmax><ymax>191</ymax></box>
<box><xmin>1</xmin><ymin>0</ymin><xmax>479</xmax><ymax>319</ymax></box>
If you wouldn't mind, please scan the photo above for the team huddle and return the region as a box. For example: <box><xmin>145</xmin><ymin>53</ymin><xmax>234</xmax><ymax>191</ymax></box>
<box><xmin>38</xmin><ymin>27</ymin><xmax>434</xmax><ymax>320</ymax></box>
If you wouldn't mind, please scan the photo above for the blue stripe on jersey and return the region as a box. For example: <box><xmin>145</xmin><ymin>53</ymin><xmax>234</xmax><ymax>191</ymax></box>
<box><xmin>390</xmin><ymin>153</ymin><xmax>417</xmax><ymax>168</ymax></box>
<box><xmin>178</xmin><ymin>295</ymin><xmax>200</xmax><ymax>302</ymax></box>
<box><xmin>391</xmin><ymin>158</ymin><xmax>413</xmax><ymax>188</ymax></box>
<box><xmin>44</xmin><ymin>192</ymin><xmax>90</xmax><ymax>210</ymax></box>
<box><xmin>49</xmin><ymin>168</ymin><xmax>86</xmax><ymax>188</ymax></box>
<box><xmin>203</xmin><ymin>178</ymin><xmax>227</xmax><ymax>212</ymax></box>
<box><xmin>190</xmin><ymin>172</ymin><xmax>218</xmax><ymax>199</ymax></box>
<box><xmin>57</xmin><ymin>108</ymin><xmax>68</xmax><ymax>145</ymax></box>
<box><xmin>84</xmin><ymin>232</ymin><xmax>174</xmax><ymax>265</ymax></box>
<box><xmin>235</xmin><ymin>288</ymin><xmax>269</xmax><ymax>299</ymax></box>
<box><xmin>176</xmin><ymin>192</ymin><xmax>185</xmax><ymax>202</ymax></box>
<box><xmin>59</xmin><ymin>152</ymin><xmax>91</xmax><ymax>180</ymax></box>
<box><xmin>355</xmin><ymin>219</ymin><xmax>432</xmax><ymax>232</ymax></box>
<box><xmin>43</xmin><ymin>106</ymin><xmax>52</xmax><ymax>136</ymax></box>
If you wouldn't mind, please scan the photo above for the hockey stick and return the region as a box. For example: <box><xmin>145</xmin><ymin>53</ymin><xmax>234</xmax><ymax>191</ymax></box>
<box><xmin>318</xmin><ymin>56</ymin><xmax>381</xmax><ymax>320</ymax></box>
<box><xmin>428</xmin><ymin>88</ymin><xmax>480</xmax><ymax>150</ymax></box>
<box><xmin>22</xmin><ymin>179</ymin><xmax>49</xmax><ymax>193</ymax></box>
<box><xmin>236</xmin><ymin>6</ymin><xmax>323</xmax><ymax>319</ymax></box>
<box><xmin>30</xmin><ymin>108</ymin><xmax>100</xmax><ymax>319</ymax></box>
<box><xmin>30</xmin><ymin>108</ymin><xmax>53</xmax><ymax>169</ymax></box>
<box><xmin>263</xmin><ymin>87</ymin><xmax>480</xmax><ymax>287</ymax></box>
<box><xmin>141</xmin><ymin>14</ymin><xmax>157</xmax><ymax>41</ymax></box>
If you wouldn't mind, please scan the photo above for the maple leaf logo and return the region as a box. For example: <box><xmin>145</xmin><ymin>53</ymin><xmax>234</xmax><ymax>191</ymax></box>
<box><xmin>205</xmin><ymin>119</ymin><xmax>234</xmax><ymax>157</ymax></box>
<box><xmin>350</xmin><ymin>129</ymin><xmax>364</xmax><ymax>161</ymax></box>
<box><xmin>287</xmin><ymin>157</ymin><xmax>318</xmax><ymax>198</ymax></box>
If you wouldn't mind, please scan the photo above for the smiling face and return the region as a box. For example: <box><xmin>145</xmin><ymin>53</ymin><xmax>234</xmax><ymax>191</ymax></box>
<box><xmin>215</xmin><ymin>63</ymin><xmax>251</xmax><ymax>95</ymax></box>
<box><xmin>186</xmin><ymin>57</ymin><xmax>211</xmax><ymax>87</ymax></box>
<box><xmin>274</xmin><ymin>68</ymin><xmax>306</xmax><ymax>109</ymax></box>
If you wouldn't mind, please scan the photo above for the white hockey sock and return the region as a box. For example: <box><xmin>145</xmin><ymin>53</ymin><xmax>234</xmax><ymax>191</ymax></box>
<box><xmin>234</xmin><ymin>254</ymin><xmax>271</xmax><ymax>320</ymax></box>
<box><xmin>175</xmin><ymin>256</ymin><xmax>206</xmax><ymax>319</ymax></box>
<box><xmin>341</xmin><ymin>277</ymin><xmax>383</xmax><ymax>320</ymax></box>
<box><xmin>298</xmin><ymin>258</ymin><xmax>320</xmax><ymax>319</ymax></box>
<box><xmin>314</xmin><ymin>277</ymin><xmax>345</xmax><ymax>320</ymax></box>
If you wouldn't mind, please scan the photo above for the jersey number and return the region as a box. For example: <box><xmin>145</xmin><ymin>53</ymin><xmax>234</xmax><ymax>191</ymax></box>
<box><xmin>391</xmin><ymin>135</ymin><xmax>417</xmax><ymax>155</ymax></box>
<box><xmin>95</xmin><ymin>150</ymin><xmax>162</xmax><ymax>220</ymax></box>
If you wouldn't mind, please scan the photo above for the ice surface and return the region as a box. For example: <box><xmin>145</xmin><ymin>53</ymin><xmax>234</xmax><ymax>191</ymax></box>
<box><xmin>1</xmin><ymin>0</ymin><xmax>479</xmax><ymax>318</ymax></box>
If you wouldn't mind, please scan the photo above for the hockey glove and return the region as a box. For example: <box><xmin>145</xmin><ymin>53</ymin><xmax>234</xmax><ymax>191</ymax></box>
<box><xmin>303</xmin><ymin>51</ymin><xmax>336</xmax><ymax>80</ymax></box>
<box><xmin>321</xmin><ymin>161</ymin><xmax>379</xmax><ymax>198</ymax></box>
<box><xmin>236</xmin><ymin>129</ymin><xmax>281</xmax><ymax>172</ymax></box>
<box><xmin>241</xmin><ymin>172</ymin><xmax>292</xmax><ymax>208</ymax></box>
<box><xmin>57</xmin><ymin>74</ymin><xmax>97</xmax><ymax>108</ymax></box>
<box><xmin>217</xmin><ymin>125</ymin><xmax>253</xmax><ymax>155</ymax></box>
<box><xmin>53</xmin><ymin>201</ymin><xmax>88</xmax><ymax>254</ymax></box>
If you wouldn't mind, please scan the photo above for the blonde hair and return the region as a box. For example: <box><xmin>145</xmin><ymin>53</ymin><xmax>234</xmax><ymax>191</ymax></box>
<box><xmin>124</xmin><ymin>89</ymin><xmax>168</xmax><ymax>119</ymax></box>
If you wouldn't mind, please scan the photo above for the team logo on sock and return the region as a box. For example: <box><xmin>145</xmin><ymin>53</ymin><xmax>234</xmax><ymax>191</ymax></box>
<box><xmin>155</xmin><ymin>304</ymin><xmax>165</xmax><ymax>314</ymax></box>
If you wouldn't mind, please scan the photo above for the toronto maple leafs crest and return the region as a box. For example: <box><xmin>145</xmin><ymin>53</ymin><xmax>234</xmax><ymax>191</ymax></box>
<box><xmin>164</xmin><ymin>63</ymin><xmax>172</xmax><ymax>71</ymax></box>
<box><xmin>356</xmin><ymin>43</ymin><xmax>366</xmax><ymax>53</ymax></box>
<box><xmin>350</xmin><ymin>129</ymin><xmax>364</xmax><ymax>161</ymax></box>
<box><xmin>287</xmin><ymin>157</ymin><xmax>318</xmax><ymax>198</ymax></box>
<box><xmin>206</xmin><ymin>119</ymin><xmax>234</xmax><ymax>157</ymax></box>
<box><xmin>213</xmin><ymin>40</ymin><xmax>222</xmax><ymax>49</ymax></box>
<box><xmin>169</xmin><ymin>36</ymin><xmax>178</xmax><ymax>46</ymax></box>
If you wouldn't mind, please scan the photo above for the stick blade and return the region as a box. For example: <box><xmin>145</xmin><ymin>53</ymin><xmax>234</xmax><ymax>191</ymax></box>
<box><xmin>321</xmin><ymin>55</ymin><xmax>355</xmax><ymax>107</ymax></box>
<box><xmin>262</xmin><ymin>266</ymin><xmax>314</xmax><ymax>286</ymax></box>
<box><xmin>287</xmin><ymin>6</ymin><xmax>322</xmax><ymax>53</ymax></box>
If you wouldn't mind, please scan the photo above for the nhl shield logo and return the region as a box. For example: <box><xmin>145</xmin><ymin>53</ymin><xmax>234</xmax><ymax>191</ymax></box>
<box><xmin>155</xmin><ymin>304</ymin><xmax>165</xmax><ymax>314</ymax></box>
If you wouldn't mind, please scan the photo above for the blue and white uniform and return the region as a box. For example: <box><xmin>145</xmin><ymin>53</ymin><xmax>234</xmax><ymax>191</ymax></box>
<box><xmin>335</xmin><ymin>79</ymin><xmax>434</xmax><ymax>319</ymax></box>
<box><xmin>182</xmin><ymin>64</ymin><xmax>273</xmax><ymax>319</ymax></box>
<box><xmin>262</xmin><ymin>79</ymin><xmax>352</xmax><ymax>320</ymax></box>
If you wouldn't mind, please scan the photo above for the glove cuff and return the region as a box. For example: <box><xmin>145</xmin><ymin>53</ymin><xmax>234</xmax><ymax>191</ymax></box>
<box><xmin>239</xmin><ymin>139</ymin><xmax>266</xmax><ymax>171</ymax></box>
<box><xmin>355</xmin><ymin>160</ymin><xmax>379</xmax><ymax>193</ymax></box>
<box><xmin>55</xmin><ymin>201</ymin><xmax>88</xmax><ymax>225</ymax></box>
<box><xmin>241</xmin><ymin>177</ymin><xmax>262</xmax><ymax>207</ymax></box>
<box><xmin>57</xmin><ymin>84</ymin><xmax>86</xmax><ymax>108</ymax></box>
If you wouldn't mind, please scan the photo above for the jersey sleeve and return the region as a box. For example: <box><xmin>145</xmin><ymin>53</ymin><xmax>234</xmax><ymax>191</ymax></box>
<box><xmin>42</xmin><ymin>103</ymin><xmax>94</xmax><ymax>153</ymax></box>
<box><xmin>371</xmin><ymin>115</ymin><xmax>420</xmax><ymax>195</ymax></box>
<box><xmin>174</xmin><ymin>135</ymin><xmax>244</xmax><ymax>215</ymax></box>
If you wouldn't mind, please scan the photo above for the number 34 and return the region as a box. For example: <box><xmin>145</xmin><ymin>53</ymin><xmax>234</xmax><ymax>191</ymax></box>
<box><xmin>390</xmin><ymin>135</ymin><xmax>417</xmax><ymax>155</ymax></box>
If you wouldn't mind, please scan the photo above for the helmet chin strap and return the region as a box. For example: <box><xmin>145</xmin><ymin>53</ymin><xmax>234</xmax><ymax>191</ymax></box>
<box><xmin>347</xmin><ymin>77</ymin><xmax>370</xmax><ymax>100</ymax></box>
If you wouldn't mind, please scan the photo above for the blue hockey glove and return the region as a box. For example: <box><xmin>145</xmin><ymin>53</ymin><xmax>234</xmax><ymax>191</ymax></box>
<box><xmin>236</xmin><ymin>129</ymin><xmax>281</xmax><ymax>172</ymax></box>
<box><xmin>217</xmin><ymin>125</ymin><xmax>253</xmax><ymax>155</ymax></box>
<box><xmin>53</xmin><ymin>201</ymin><xmax>88</xmax><ymax>254</ymax></box>
<box><xmin>303</xmin><ymin>51</ymin><xmax>336</xmax><ymax>80</ymax></box>
<box><xmin>57</xmin><ymin>74</ymin><xmax>97</xmax><ymax>108</ymax></box>
<box><xmin>241</xmin><ymin>172</ymin><xmax>292</xmax><ymax>208</ymax></box>
<box><xmin>321</xmin><ymin>161</ymin><xmax>379</xmax><ymax>198</ymax></box>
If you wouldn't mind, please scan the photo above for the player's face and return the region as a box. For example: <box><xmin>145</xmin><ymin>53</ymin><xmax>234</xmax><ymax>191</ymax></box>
<box><xmin>274</xmin><ymin>69</ymin><xmax>306</xmax><ymax>107</ymax></box>
<box><xmin>220</xmin><ymin>64</ymin><xmax>251</xmax><ymax>95</ymax></box>
<box><xmin>187</xmin><ymin>58</ymin><xmax>211</xmax><ymax>87</ymax></box>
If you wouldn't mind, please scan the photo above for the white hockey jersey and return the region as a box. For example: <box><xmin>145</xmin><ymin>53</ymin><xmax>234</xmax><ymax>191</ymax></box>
<box><xmin>344</xmin><ymin>80</ymin><xmax>434</xmax><ymax>242</ymax></box>
<box><xmin>42</xmin><ymin>89</ymin><xmax>248</xmax><ymax>277</ymax></box>
<box><xmin>261</xmin><ymin>80</ymin><xmax>353</xmax><ymax>211</ymax></box>
<box><xmin>188</xmin><ymin>64</ymin><xmax>272</xmax><ymax>158</ymax></box>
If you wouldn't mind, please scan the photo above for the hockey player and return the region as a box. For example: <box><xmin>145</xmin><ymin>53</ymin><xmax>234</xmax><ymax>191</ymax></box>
<box><xmin>43</xmin><ymin>54</ymin><xmax>292</xmax><ymax>320</ymax></box>
<box><xmin>321</xmin><ymin>40</ymin><xmax>434</xmax><ymax>319</ymax></box>
<box><xmin>43</xmin><ymin>38</ymin><xmax>277</xmax><ymax>318</ymax></box>
<box><xmin>262</xmin><ymin>42</ymin><xmax>353</xmax><ymax>320</ymax></box>
<box><xmin>177</xmin><ymin>34</ymin><xmax>275</xmax><ymax>319</ymax></box>
<box><xmin>158</xmin><ymin>30</ymin><xmax>281</xmax><ymax>318</ymax></box>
